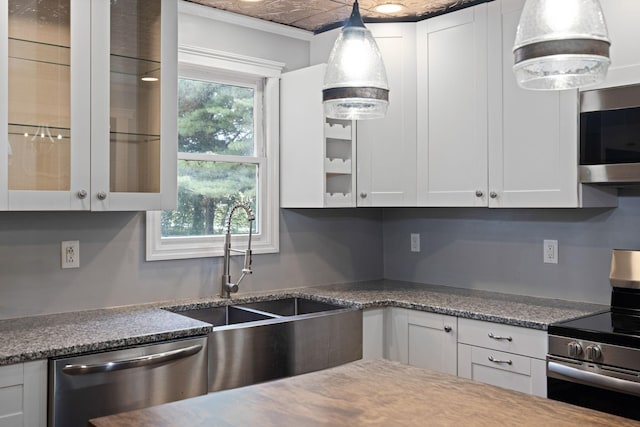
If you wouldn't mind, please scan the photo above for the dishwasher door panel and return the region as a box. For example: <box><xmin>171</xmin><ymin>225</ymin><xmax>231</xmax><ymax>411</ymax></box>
<box><xmin>49</xmin><ymin>336</ymin><xmax>208</xmax><ymax>427</ymax></box>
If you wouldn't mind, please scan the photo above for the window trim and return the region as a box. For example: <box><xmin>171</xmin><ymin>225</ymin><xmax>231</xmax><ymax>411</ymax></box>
<box><xmin>146</xmin><ymin>46</ymin><xmax>283</xmax><ymax>261</ymax></box>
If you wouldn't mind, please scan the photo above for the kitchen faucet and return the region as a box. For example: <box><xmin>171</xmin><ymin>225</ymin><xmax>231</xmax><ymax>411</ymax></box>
<box><xmin>221</xmin><ymin>202</ymin><xmax>255</xmax><ymax>298</ymax></box>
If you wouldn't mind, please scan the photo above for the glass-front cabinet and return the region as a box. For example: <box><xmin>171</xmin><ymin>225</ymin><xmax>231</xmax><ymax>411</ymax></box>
<box><xmin>0</xmin><ymin>0</ymin><xmax>176</xmax><ymax>210</ymax></box>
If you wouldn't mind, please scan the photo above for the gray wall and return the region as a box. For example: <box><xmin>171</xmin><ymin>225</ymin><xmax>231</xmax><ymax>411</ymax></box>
<box><xmin>382</xmin><ymin>190</ymin><xmax>640</xmax><ymax>305</ymax></box>
<box><xmin>0</xmin><ymin>209</ymin><xmax>383</xmax><ymax>319</ymax></box>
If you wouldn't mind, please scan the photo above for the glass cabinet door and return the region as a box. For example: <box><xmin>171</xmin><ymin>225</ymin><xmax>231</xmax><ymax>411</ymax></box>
<box><xmin>91</xmin><ymin>0</ymin><xmax>177</xmax><ymax>211</ymax></box>
<box><xmin>2</xmin><ymin>0</ymin><xmax>91</xmax><ymax>210</ymax></box>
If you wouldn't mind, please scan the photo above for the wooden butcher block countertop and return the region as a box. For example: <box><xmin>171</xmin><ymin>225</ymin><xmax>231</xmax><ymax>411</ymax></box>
<box><xmin>89</xmin><ymin>359</ymin><xmax>639</xmax><ymax>427</ymax></box>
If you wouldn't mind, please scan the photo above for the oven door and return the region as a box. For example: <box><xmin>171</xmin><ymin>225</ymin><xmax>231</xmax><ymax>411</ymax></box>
<box><xmin>547</xmin><ymin>355</ymin><xmax>640</xmax><ymax>421</ymax></box>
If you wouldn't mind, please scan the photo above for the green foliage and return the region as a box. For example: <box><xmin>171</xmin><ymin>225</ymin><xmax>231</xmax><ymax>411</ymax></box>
<box><xmin>177</xmin><ymin>79</ymin><xmax>254</xmax><ymax>155</ymax></box>
<box><xmin>161</xmin><ymin>78</ymin><xmax>258</xmax><ymax>237</ymax></box>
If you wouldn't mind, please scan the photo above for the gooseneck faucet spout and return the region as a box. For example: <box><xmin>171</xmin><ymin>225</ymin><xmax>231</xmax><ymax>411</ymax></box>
<box><xmin>221</xmin><ymin>202</ymin><xmax>255</xmax><ymax>299</ymax></box>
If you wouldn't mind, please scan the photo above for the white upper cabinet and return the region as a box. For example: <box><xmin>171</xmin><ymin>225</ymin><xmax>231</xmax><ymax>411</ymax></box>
<box><xmin>487</xmin><ymin>0</ymin><xmax>615</xmax><ymax>208</ymax></box>
<box><xmin>414</xmin><ymin>0</ymin><xmax>615</xmax><ymax>208</ymax></box>
<box><xmin>487</xmin><ymin>0</ymin><xmax>578</xmax><ymax>208</ymax></box>
<box><xmin>0</xmin><ymin>0</ymin><xmax>176</xmax><ymax>211</ymax></box>
<box><xmin>284</xmin><ymin>3</ymin><xmax>617</xmax><ymax>209</ymax></box>
<box><xmin>356</xmin><ymin>23</ymin><xmax>417</xmax><ymax>207</ymax></box>
<box><xmin>416</xmin><ymin>4</ymin><xmax>489</xmax><ymax>207</ymax></box>
<box><xmin>280</xmin><ymin>64</ymin><xmax>357</xmax><ymax>208</ymax></box>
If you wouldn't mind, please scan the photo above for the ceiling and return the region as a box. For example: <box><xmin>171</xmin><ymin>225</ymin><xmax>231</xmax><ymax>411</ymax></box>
<box><xmin>187</xmin><ymin>0</ymin><xmax>483</xmax><ymax>33</ymax></box>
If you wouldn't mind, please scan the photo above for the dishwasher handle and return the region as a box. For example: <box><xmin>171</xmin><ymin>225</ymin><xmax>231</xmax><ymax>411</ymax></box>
<box><xmin>62</xmin><ymin>344</ymin><xmax>203</xmax><ymax>375</ymax></box>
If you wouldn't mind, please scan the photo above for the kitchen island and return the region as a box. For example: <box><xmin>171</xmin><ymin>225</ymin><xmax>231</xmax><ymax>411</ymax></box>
<box><xmin>89</xmin><ymin>359</ymin><xmax>638</xmax><ymax>427</ymax></box>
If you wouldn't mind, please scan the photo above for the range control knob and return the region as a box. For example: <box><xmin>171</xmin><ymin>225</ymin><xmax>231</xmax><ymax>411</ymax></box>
<box><xmin>567</xmin><ymin>341</ymin><xmax>583</xmax><ymax>357</ymax></box>
<box><xmin>586</xmin><ymin>345</ymin><xmax>602</xmax><ymax>361</ymax></box>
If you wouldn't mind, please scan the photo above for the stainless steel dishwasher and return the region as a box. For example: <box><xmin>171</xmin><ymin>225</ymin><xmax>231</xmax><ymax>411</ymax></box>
<box><xmin>49</xmin><ymin>336</ymin><xmax>208</xmax><ymax>427</ymax></box>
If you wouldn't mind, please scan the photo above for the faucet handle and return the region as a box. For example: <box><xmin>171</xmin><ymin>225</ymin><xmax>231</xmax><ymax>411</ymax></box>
<box><xmin>243</xmin><ymin>249</ymin><xmax>252</xmax><ymax>272</ymax></box>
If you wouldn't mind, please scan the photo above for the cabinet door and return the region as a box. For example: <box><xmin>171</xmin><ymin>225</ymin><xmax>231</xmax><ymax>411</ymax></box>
<box><xmin>487</xmin><ymin>0</ymin><xmax>579</xmax><ymax>208</ymax></box>
<box><xmin>1</xmin><ymin>0</ymin><xmax>91</xmax><ymax>210</ymax></box>
<box><xmin>357</xmin><ymin>23</ymin><xmax>416</xmax><ymax>207</ymax></box>
<box><xmin>91</xmin><ymin>0</ymin><xmax>177</xmax><ymax>211</ymax></box>
<box><xmin>416</xmin><ymin>5</ymin><xmax>488</xmax><ymax>207</ymax></box>
<box><xmin>0</xmin><ymin>361</ymin><xmax>47</xmax><ymax>427</ymax></box>
<box><xmin>387</xmin><ymin>308</ymin><xmax>457</xmax><ymax>375</ymax></box>
<box><xmin>458</xmin><ymin>344</ymin><xmax>547</xmax><ymax>397</ymax></box>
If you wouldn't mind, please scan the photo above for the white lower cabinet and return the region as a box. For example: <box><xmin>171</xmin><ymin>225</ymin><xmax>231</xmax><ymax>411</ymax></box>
<box><xmin>383</xmin><ymin>308</ymin><xmax>457</xmax><ymax>376</ymax></box>
<box><xmin>0</xmin><ymin>360</ymin><xmax>47</xmax><ymax>427</ymax></box>
<box><xmin>362</xmin><ymin>308</ymin><xmax>547</xmax><ymax>397</ymax></box>
<box><xmin>362</xmin><ymin>308</ymin><xmax>386</xmax><ymax>360</ymax></box>
<box><xmin>457</xmin><ymin>318</ymin><xmax>547</xmax><ymax>397</ymax></box>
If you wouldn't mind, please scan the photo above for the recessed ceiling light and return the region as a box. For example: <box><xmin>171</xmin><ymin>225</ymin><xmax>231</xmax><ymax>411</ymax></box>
<box><xmin>239</xmin><ymin>0</ymin><xmax>264</xmax><ymax>2</ymax></box>
<box><xmin>374</xmin><ymin>3</ymin><xmax>405</xmax><ymax>14</ymax></box>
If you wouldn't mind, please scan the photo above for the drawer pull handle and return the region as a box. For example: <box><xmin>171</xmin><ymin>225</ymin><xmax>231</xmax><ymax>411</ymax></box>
<box><xmin>488</xmin><ymin>332</ymin><xmax>512</xmax><ymax>342</ymax></box>
<box><xmin>488</xmin><ymin>356</ymin><xmax>513</xmax><ymax>365</ymax></box>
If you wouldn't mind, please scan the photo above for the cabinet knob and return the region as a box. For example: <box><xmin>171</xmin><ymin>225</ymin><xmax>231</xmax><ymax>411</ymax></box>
<box><xmin>475</xmin><ymin>190</ymin><xmax>483</xmax><ymax>198</ymax></box>
<box><xmin>77</xmin><ymin>190</ymin><xmax>88</xmax><ymax>199</ymax></box>
<box><xmin>489</xmin><ymin>191</ymin><xmax>498</xmax><ymax>199</ymax></box>
<box><xmin>97</xmin><ymin>192</ymin><xmax>108</xmax><ymax>201</ymax></box>
<box><xmin>444</xmin><ymin>325</ymin><xmax>452</xmax><ymax>333</ymax></box>
<box><xmin>360</xmin><ymin>192</ymin><xmax>367</xmax><ymax>199</ymax></box>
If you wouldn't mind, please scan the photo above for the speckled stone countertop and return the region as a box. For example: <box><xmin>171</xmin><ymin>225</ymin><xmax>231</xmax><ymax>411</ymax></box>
<box><xmin>0</xmin><ymin>306</ymin><xmax>211</xmax><ymax>365</ymax></box>
<box><xmin>295</xmin><ymin>280</ymin><xmax>609</xmax><ymax>330</ymax></box>
<box><xmin>0</xmin><ymin>280</ymin><xmax>607</xmax><ymax>366</ymax></box>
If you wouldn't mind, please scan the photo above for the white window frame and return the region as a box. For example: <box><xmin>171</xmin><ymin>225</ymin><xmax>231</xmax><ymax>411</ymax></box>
<box><xmin>146</xmin><ymin>46</ymin><xmax>283</xmax><ymax>261</ymax></box>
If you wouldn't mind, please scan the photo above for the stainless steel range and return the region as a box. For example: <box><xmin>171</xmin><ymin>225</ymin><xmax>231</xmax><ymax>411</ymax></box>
<box><xmin>547</xmin><ymin>249</ymin><xmax>640</xmax><ymax>420</ymax></box>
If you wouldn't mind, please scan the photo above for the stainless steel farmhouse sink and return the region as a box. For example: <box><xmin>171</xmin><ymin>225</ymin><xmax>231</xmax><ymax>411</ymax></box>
<box><xmin>234</xmin><ymin>297</ymin><xmax>344</xmax><ymax>316</ymax></box>
<box><xmin>171</xmin><ymin>297</ymin><xmax>362</xmax><ymax>392</ymax></box>
<box><xmin>177</xmin><ymin>305</ymin><xmax>275</xmax><ymax>327</ymax></box>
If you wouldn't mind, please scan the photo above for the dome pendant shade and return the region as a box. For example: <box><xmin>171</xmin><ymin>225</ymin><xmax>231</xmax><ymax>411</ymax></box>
<box><xmin>513</xmin><ymin>0</ymin><xmax>611</xmax><ymax>90</ymax></box>
<box><xmin>323</xmin><ymin>0</ymin><xmax>389</xmax><ymax>119</ymax></box>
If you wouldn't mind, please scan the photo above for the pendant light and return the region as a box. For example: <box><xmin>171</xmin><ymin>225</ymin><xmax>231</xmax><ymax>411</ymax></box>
<box><xmin>323</xmin><ymin>0</ymin><xmax>389</xmax><ymax>120</ymax></box>
<box><xmin>513</xmin><ymin>0</ymin><xmax>611</xmax><ymax>90</ymax></box>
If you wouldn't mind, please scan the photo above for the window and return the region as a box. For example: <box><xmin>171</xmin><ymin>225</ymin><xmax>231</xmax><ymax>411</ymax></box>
<box><xmin>146</xmin><ymin>48</ymin><xmax>282</xmax><ymax>260</ymax></box>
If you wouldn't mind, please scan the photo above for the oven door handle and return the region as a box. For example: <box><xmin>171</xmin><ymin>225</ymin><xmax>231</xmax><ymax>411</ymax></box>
<box><xmin>62</xmin><ymin>344</ymin><xmax>203</xmax><ymax>375</ymax></box>
<box><xmin>548</xmin><ymin>361</ymin><xmax>640</xmax><ymax>397</ymax></box>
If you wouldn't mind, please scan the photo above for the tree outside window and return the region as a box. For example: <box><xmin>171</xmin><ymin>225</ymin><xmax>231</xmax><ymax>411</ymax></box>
<box><xmin>161</xmin><ymin>78</ymin><xmax>259</xmax><ymax>238</ymax></box>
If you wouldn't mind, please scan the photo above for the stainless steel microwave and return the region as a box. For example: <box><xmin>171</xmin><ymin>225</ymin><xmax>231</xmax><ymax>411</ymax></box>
<box><xmin>580</xmin><ymin>84</ymin><xmax>640</xmax><ymax>183</ymax></box>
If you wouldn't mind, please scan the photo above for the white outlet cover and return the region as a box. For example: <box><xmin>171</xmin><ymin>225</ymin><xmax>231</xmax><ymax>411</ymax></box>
<box><xmin>543</xmin><ymin>239</ymin><xmax>558</xmax><ymax>264</ymax></box>
<box><xmin>61</xmin><ymin>240</ymin><xmax>80</xmax><ymax>269</ymax></box>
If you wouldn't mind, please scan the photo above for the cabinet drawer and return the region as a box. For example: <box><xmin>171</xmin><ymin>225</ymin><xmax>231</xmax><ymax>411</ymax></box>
<box><xmin>458</xmin><ymin>343</ymin><xmax>547</xmax><ymax>397</ymax></box>
<box><xmin>463</xmin><ymin>344</ymin><xmax>531</xmax><ymax>376</ymax></box>
<box><xmin>458</xmin><ymin>318</ymin><xmax>547</xmax><ymax>359</ymax></box>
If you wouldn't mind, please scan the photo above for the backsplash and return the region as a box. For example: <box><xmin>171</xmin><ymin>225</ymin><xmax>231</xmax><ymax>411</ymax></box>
<box><xmin>0</xmin><ymin>209</ymin><xmax>383</xmax><ymax>319</ymax></box>
<box><xmin>382</xmin><ymin>189</ymin><xmax>640</xmax><ymax>305</ymax></box>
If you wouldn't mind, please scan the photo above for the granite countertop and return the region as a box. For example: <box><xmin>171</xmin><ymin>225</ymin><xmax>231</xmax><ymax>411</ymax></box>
<box><xmin>89</xmin><ymin>359</ymin><xmax>639</xmax><ymax>427</ymax></box>
<box><xmin>0</xmin><ymin>280</ymin><xmax>607</xmax><ymax>365</ymax></box>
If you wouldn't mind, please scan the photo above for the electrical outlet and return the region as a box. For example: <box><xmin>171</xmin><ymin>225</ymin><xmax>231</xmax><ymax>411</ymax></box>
<box><xmin>410</xmin><ymin>233</ymin><xmax>420</xmax><ymax>252</ymax></box>
<box><xmin>543</xmin><ymin>239</ymin><xmax>558</xmax><ymax>264</ymax></box>
<box><xmin>61</xmin><ymin>240</ymin><xmax>80</xmax><ymax>269</ymax></box>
